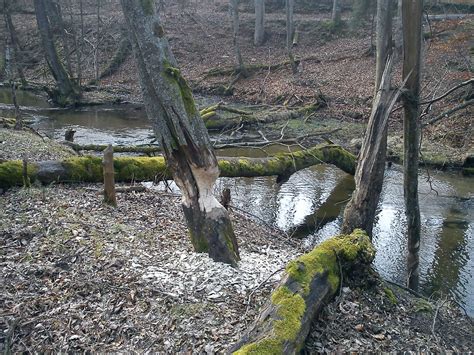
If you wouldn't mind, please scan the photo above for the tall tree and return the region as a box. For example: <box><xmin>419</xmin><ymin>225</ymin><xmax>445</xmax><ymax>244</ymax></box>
<box><xmin>120</xmin><ymin>0</ymin><xmax>240</xmax><ymax>266</ymax></box>
<box><xmin>34</xmin><ymin>0</ymin><xmax>79</xmax><ymax>106</ymax></box>
<box><xmin>332</xmin><ymin>0</ymin><xmax>341</xmax><ymax>24</ymax></box>
<box><xmin>402</xmin><ymin>0</ymin><xmax>423</xmax><ymax>291</ymax></box>
<box><xmin>3</xmin><ymin>0</ymin><xmax>26</xmax><ymax>85</ymax></box>
<box><xmin>285</xmin><ymin>0</ymin><xmax>297</xmax><ymax>73</ymax></box>
<box><xmin>254</xmin><ymin>0</ymin><xmax>265</xmax><ymax>46</ymax></box>
<box><xmin>229</xmin><ymin>0</ymin><xmax>246</xmax><ymax>75</ymax></box>
<box><xmin>342</xmin><ymin>0</ymin><xmax>395</xmax><ymax>237</ymax></box>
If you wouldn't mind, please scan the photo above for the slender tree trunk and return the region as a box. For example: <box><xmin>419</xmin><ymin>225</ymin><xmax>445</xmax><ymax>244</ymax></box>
<box><xmin>4</xmin><ymin>0</ymin><xmax>26</xmax><ymax>85</ymax></box>
<box><xmin>402</xmin><ymin>0</ymin><xmax>423</xmax><ymax>291</ymax></box>
<box><xmin>120</xmin><ymin>0</ymin><xmax>240</xmax><ymax>266</ymax></box>
<box><xmin>254</xmin><ymin>0</ymin><xmax>265</xmax><ymax>46</ymax></box>
<box><xmin>94</xmin><ymin>0</ymin><xmax>101</xmax><ymax>83</ymax></box>
<box><xmin>34</xmin><ymin>0</ymin><xmax>79</xmax><ymax>106</ymax></box>
<box><xmin>394</xmin><ymin>0</ymin><xmax>403</xmax><ymax>55</ymax></box>
<box><xmin>229</xmin><ymin>0</ymin><xmax>246</xmax><ymax>75</ymax></box>
<box><xmin>46</xmin><ymin>0</ymin><xmax>73</xmax><ymax>75</ymax></box>
<box><xmin>332</xmin><ymin>0</ymin><xmax>341</xmax><ymax>24</ymax></box>
<box><xmin>375</xmin><ymin>0</ymin><xmax>393</xmax><ymax>94</ymax></box>
<box><xmin>285</xmin><ymin>0</ymin><xmax>297</xmax><ymax>74</ymax></box>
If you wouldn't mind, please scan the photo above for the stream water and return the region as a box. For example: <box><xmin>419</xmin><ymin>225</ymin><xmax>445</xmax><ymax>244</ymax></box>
<box><xmin>1</xmin><ymin>88</ymin><xmax>473</xmax><ymax>316</ymax></box>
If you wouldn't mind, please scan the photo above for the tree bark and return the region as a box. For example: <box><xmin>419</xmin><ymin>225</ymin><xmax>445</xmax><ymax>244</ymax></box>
<box><xmin>342</xmin><ymin>58</ymin><xmax>400</xmax><ymax>237</ymax></box>
<box><xmin>254</xmin><ymin>0</ymin><xmax>265</xmax><ymax>46</ymax></box>
<box><xmin>374</xmin><ymin>0</ymin><xmax>393</xmax><ymax>94</ymax></box>
<box><xmin>285</xmin><ymin>0</ymin><xmax>297</xmax><ymax>74</ymax></box>
<box><xmin>103</xmin><ymin>145</ymin><xmax>117</xmax><ymax>206</ymax></box>
<box><xmin>332</xmin><ymin>0</ymin><xmax>341</xmax><ymax>24</ymax></box>
<box><xmin>230</xmin><ymin>0</ymin><xmax>247</xmax><ymax>76</ymax></box>
<box><xmin>230</xmin><ymin>230</ymin><xmax>375</xmax><ymax>354</ymax></box>
<box><xmin>341</xmin><ymin>2</ymin><xmax>395</xmax><ymax>238</ymax></box>
<box><xmin>402</xmin><ymin>0</ymin><xmax>423</xmax><ymax>291</ymax></box>
<box><xmin>0</xmin><ymin>144</ymin><xmax>356</xmax><ymax>189</ymax></box>
<box><xmin>34</xmin><ymin>0</ymin><xmax>79</xmax><ymax>106</ymax></box>
<box><xmin>120</xmin><ymin>0</ymin><xmax>240</xmax><ymax>266</ymax></box>
<box><xmin>4</xmin><ymin>0</ymin><xmax>27</xmax><ymax>86</ymax></box>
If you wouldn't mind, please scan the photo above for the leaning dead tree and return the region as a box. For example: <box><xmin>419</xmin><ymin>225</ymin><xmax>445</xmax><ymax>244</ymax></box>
<box><xmin>230</xmin><ymin>230</ymin><xmax>375</xmax><ymax>353</ymax></box>
<box><xmin>402</xmin><ymin>0</ymin><xmax>423</xmax><ymax>291</ymax></box>
<box><xmin>34</xmin><ymin>0</ymin><xmax>80</xmax><ymax>106</ymax></box>
<box><xmin>342</xmin><ymin>0</ymin><xmax>395</xmax><ymax>238</ymax></box>
<box><xmin>120</xmin><ymin>0</ymin><xmax>240</xmax><ymax>266</ymax></box>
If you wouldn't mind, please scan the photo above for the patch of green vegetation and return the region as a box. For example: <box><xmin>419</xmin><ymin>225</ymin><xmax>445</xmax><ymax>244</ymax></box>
<box><xmin>414</xmin><ymin>299</ymin><xmax>433</xmax><ymax>314</ymax></box>
<box><xmin>383</xmin><ymin>286</ymin><xmax>398</xmax><ymax>305</ymax></box>
<box><xmin>63</xmin><ymin>156</ymin><xmax>103</xmax><ymax>182</ymax></box>
<box><xmin>140</xmin><ymin>0</ymin><xmax>154</xmax><ymax>15</ymax></box>
<box><xmin>0</xmin><ymin>160</ymin><xmax>38</xmax><ymax>189</ymax></box>
<box><xmin>286</xmin><ymin>230</ymin><xmax>373</xmax><ymax>294</ymax></box>
<box><xmin>462</xmin><ymin>167</ymin><xmax>474</xmax><ymax>176</ymax></box>
<box><xmin>234</xmin><ymin>287</ymin><xmax>305</xmax><ymax>355</ymax></box>
<box><xmin>163</xmin><ymin>61</ymin><xmax>198</xmax><ymax>117</ymax></box>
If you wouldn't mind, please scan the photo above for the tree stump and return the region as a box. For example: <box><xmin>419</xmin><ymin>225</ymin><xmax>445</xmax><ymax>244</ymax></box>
<box><xmin>103</xmin><ymin>144</ymin><xmax>116</xmax><ymax>206</ymax></box>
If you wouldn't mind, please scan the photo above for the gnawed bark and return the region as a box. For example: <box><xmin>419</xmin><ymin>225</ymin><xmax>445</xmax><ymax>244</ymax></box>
<box><xmin>121</xmin><ymin>0</ymin><xmax>240</xmax><ymax>265</ymax></box>
<box><xmin>230</xmin><ymin>230</ymin><xmax>375</xmax><ymax>354</ymax></box>
<box><xmin>0</xmin><ymin>144</ymin><xmax>356</xmax><ymax>189</ymax></box>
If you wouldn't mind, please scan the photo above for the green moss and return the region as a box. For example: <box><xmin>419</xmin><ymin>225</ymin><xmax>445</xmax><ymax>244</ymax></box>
<box><xmin>462</xmin><ymin>167</ymin><xmax>474</xmax><ymax>176</ymax></box>
<box><xmin>201</xmin><ymin>111</ymin><xmax>216</xmax><ymax>120</ymax></box>
<box><xmin>414</xmin><ymin>299</ymin><xmax>433</xmax><ymax>313</ymax></box>
<box><xmin>287</xmin><ymin>229</ymin><xmax>374</xmax><ymax>295</ymax></box>
<box><xmin>163</xmin><ymin>61</ymin><xmax>197</xmax><ymax>117</ymax></box>
<box><xmin>235</xmin><ymin>287</ymin><xmax>305</xmax><ymax>355</ymax></box>
<box><xmin>383</xmin><ymin>287</ymin><xmax>398</xmax><ymax>304</ymax></box>
<box><xmin>114</xmin><ymin>156</ymin><xmax>168</xmax><ymax>181</ymax></box>
<box><xmin>140</xmin><ymin>0</ymin><xmax>154</xmax><ymax>15</ymax></box>
<box><xmin>0</xmin><ymin>160</ymin><xmax>37</xmax><ymax>189</ymax></box>
<box><xmin>62</xmin><ymin>156</ymin><xmax>103</xmax><ymax>182</ymax></box>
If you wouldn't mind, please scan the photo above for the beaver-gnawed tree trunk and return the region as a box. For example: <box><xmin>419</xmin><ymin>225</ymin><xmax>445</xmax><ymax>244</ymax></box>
<box><xmin>402</xmin><ymin>0</ymin><xmax>422</xmax><ymax>291</ymax></box>
<box><xmin>34</xmin><ymin>0</ymin><xmax>79</xmax><ymax>106</ymax></box>
<box><xmin>342</xmin><ymin>0</ymin><xmax>395</xmax><ymax>238</ymax></box>
<box><xmin>120</xmin><ymin>0</ymin><xmax>240</xmax><ymax>266</ymax></box>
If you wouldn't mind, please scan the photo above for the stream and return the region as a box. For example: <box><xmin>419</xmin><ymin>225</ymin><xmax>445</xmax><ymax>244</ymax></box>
<box><xmin>2</xmin><ymin>88</ymin><xmax>473</xmax><ymax>316</ymax></box>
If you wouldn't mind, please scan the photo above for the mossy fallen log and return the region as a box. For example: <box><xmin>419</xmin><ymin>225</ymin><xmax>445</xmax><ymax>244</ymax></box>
<box><xmin>0</xmin><ymin>144</ymin><xmax>355</xmax><ymax>189</ymax></box>
<box><xmin>64</xmin><ymin>142</ymin><xmax>161</xmax><ymax>154</ymax></box>
<box><xmin>230</xmin><ymin>230</ymin><xmax>375</xmax><ymax>354</ymax></box>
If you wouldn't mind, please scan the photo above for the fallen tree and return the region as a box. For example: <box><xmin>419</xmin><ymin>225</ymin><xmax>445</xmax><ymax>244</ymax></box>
<box><xmin>230</xmin><ymin>230</ymin><xmax>375</xmax><ymax>354</ymax></box>
<box><xmin>0</xmin><ymin>143</ymin><xmax>356</xmax><ymax>189</ymax></box>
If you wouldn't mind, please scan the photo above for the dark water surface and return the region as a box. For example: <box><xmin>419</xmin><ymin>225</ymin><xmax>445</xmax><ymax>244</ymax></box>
<box><xmin>1</xmin><ymin>88</ymin><xmax>473</xmax><ymax>315</ymax></box>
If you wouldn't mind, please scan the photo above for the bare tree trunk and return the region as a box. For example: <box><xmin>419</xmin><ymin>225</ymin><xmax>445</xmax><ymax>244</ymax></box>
<box><xmin>342</xmin><ymin>59</ymin><xmax>400</xmax><ymax>237</ymax></box>
<box><xmin>394</xmin><ymin>0</ymin><xmax>403</xmax><ymax>55</ymax></box>
<box><xmin>77</xmin><ymin>0</ymin><xmax>84</xmax><ymax>86</ymax></box>
<box><xmin>285</xmin><ymin>0</ymin><xmax>297</xmax><ymax>74</ymax></box>
<box><xmin>4</xmin><ymin>0</ymin><xmax>26</xmax><ymax>85</ymax></box>
<box><xmin>46</xmin><ymin>0</ymin><xmax>73</xmax><ymax>75</ymax></box>
<box><xmin>342</xmin><ymin>0</ymin><xmax>395</xmax><ymax>238</ymax></box>
<box><xmin>94</xmin><ymin>0</ymin><xmax>101</xmax><ymax>83</ymax></box>
<box><xmin>34</xmin><ymin>0</ymin><xmax>79</xmax><ymax>106</ymax></box>
<box><xmin>402</xmin><ymin>0</ymin><xmax>423</xmax><ymax>291</ymax></box>
<box><xmin>254</xmin><ymin>0</ymin><xmax>265</xmax><ymax>46</ymax></box>
<box><xmin>332</xmin><ymin>0</ymin><xmax>341</xmax><ymax>24</ymax></box>
<box><xmin>375</xmin><ymin>0</ymin><xmax>393</xmax><ymax>94</ymax></box>
<box><xmin>120</xmin><ymin>0</ymin><xmax>240</xmax><ymax>266</ymax></box>
<box><xmin>230</xmin><ymin>0</ymin><xmax>246</xmax><ymax>75</ymax></box>
<box><xmin>103</xmin><ymin>145</ymin><xmax>117</xmax><ymax>206</ymax></box>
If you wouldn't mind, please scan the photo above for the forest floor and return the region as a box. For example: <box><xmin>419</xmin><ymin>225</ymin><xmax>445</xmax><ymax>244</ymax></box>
<box><xmin>1</xmin><ymin>127</ymin><xmax>473</xmax><ymax>353</ymax></box>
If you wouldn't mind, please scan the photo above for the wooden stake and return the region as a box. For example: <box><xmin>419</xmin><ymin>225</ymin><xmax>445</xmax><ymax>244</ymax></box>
<box><xmin>103</xmin><ymin>144</ymin><xmax>116</xmax><ymax>206</ymax></box>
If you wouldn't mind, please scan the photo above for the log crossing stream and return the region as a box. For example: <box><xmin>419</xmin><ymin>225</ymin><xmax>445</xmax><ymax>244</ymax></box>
<box><xmin>1</xmin><ymin>88</ymin><xmax>473</xmax><ymax>316</ymax></box>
